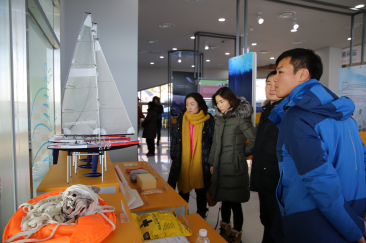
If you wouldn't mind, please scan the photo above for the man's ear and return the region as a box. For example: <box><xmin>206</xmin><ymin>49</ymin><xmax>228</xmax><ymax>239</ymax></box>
<box><xmin>298</xmin><ymin>69</ymin><xmax>310</xmax><ymax>83</ymax></box>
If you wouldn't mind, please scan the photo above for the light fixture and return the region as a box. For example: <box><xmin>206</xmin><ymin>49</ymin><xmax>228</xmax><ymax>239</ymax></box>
<box><xmin>159</xmin><ymin>23</ymin><xmax>175</xmax><ymax>28</ymax></box>
<box><xmin>160</xmin><ymin>56</ymin><xmax>164</xmax><ymax>58</ymax></box>
<box><xmin>292</xmin><ymin>40</ymin><xmax>306</xmax><ymax>44</ymax></box>
<box><xmin>350</xmin><ymin>8</ymin><xmax>359</xmax><ymax>10</ymax></box>
<box><xmin>205</xmin><ymin>41</ymin><xmax>209</xmax><ymax>50</ymax></box>
<box><xmin>145</xmin><ymin>39</ymin><xmax>158</xmax><ymax>44</ymax></box>
<box><xmin>190</xmin><ymin>36</ymin><xmax>195</xmax><ymax>39</ymax></box>
<box><xmin>172</xmin><ymin>48</ymin><xmax>177</xmax><ymax>50</ymax></box>
<box><xmin>291</xmin><ymin>29</ymin><xmax>297</xmax><ymax>32</ymax></box>
<box><xmin>206</xmin><ymin>59</ymin><xmax>210</xmax><ymax>62</ymax></box>
<box><xmin>292</xmin><ymin>18</ymin><xmax>299</xmax><ymax>30</ymax></box>
<box><xmin>355</xmin><ymin>4</ymin><xmax>364</xmax><ymax>8</ymax></box>
<box><xmin>218</xmin><ymin>18</ymin><xmax>225</xmax><ymax>22</ymax></box>
<box><xmin>252</xmin><ymin>43</ymin><xmax>257</xmax><ymax>46</ymax></box>
<box><xmin>258</xmin><ymin>51</ymin><xmax>270</xmax><ymax>54</ymax></box>
<box><xmin>192</xmin><ymin>65</ymin><xmax>195</xmax><ymax>67</ymax></box>
<box><xmin>348</xmin><ymin>37</ymin><xmax>355</xmax><ymax>40</ymax></box>
<box><xmin>276</xmin><ymin>11</ymin><xmax>296</xmax><ymax>19</ymax></box>
<box><xmin>150</xmin><ymin>62</ymin><xmax>154</xmax><ymax>65</ymax></box>
<box><xmin>225</xmin><ymin>52</ymin><xmax>230</xmax><ymax>55</ymax></box>
<box><xmin>257</xmin><ymin>12</ymin><xmax>264</xmax><ymax>24</ymax></box>
<box><xmin>270</xmin><ymin>57</ymin><xmax>275</xmax><ymax>60</ymax></box>
<box><xmin>178</xmin><ymin>59</ymin><xmax>181</xmax><ymax>63</ymax></box>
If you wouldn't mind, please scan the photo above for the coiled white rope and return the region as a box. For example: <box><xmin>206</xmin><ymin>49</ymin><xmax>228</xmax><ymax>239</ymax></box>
<box><xmin>5</xmin><ymin>184</ymin><xmax>116</xmax><ymax>243</ymax></box>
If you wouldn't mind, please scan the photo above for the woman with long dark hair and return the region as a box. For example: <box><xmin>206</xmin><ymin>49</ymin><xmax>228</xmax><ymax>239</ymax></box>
<box><xmin>209</xmin><ymin>87</ymin><xmax>256</xmax><ymax>243</ymax></box>
<box><xmin>168</xmin><ymin>93</ymin><xmax>215</xmax><ymax>219</ymax></box>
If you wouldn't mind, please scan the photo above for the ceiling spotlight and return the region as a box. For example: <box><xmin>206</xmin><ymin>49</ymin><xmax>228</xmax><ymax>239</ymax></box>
<box><xmin>355</xmin><ymin>4</ymin><xmax>364</xmax><ymax>8</ymax></box>
<box><xmin>292</xmin><ymin>18</ymin><xmax>299</xmax><ymax>30</ymax></box>
<box><xmin>257</xmin><ymin>12</ymin><xmax>264</xmax><ymax>24</ymax></box>
<box><xmin>172</xmin><ymin>48</ymin><xmax>177</xmax><ymax>50</ymax></box>
<box><xmin>160</xmin><ymin>56</ymin><xmax>164</xmax><ymax>58</ymax></box>
<box><xmin>205</xmin><ymin>41</ymin><xmax>209</xmax><ymax>50</ymax></box>
<box><xmin>150</xmin><ymin>62</ymin><xmax>154</xmax><ymax>65</ymax></box>
<box><xmin>225</xmin><ymin>52</ymin><xmax>230</xmax><ymax>55</ymax></box>
<box><xmin>159</xmin><ymin>23</ymin><xmax>175</xmax><ymax>28</ymax></box>
<box><xmin>347</xmin><ymin>37</ymin><xmax>355</xmax><ymax>40</ymax></box>
<box><xmin>270</xmin><ymin>57</ymin><xmax>275</xmax><ymax>60</ymax></box>
<box><xmin>252</xmin><ymin>43</ymin><xmax>257</xmax><ymax>46</ymax></box>
<box><xmin>146</xmin><ymin>39</ymin><xmax>158</xmax><ymax>44</ymax></box>
<box><xmin>190</xmin><ymin>36</ymin><xmax>195</xmax><ymax>39</ymax></box>
<box><xmin>206</xmin><ymin>59</ymin><xmax>210</xmax><ymax>62</ymax></box>
<box><xmin>218</xmin><ymin>18</ymin><xmax>225</xmax><ymax>22</ymax></box>
<box><xmin>192</xmin><ymin>65</ymin><xmax>195</xmax><ymax>67</ymax></box>
<box><xmin>178</xmin><ymin>59</ymin><xmax>182</xmax><ymax>63</ymax></box>
<box><xmin>291</xmin><ymin>29</ymin><xmax>297</xmax><ymax>32</ymax></box>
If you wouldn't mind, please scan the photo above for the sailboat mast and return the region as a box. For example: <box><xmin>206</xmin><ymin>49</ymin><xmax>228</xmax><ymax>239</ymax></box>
<box><xmin>92</xmin><ymin>23</ymin><xmax>101</xmax><ymax>142</ymax></box>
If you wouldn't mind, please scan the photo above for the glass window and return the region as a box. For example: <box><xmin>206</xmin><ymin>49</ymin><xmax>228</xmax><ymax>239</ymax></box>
<box><xmin>142</xmin><ymin>105</ymin><xmax>149</xmax><ymax>113</ymax></box>
<box><xmin>160</xmin><ymin>84</ymin><xmax>170</xmax><ymax>103</ymax></box>
<box><xmin>256</xmin><ymin>78</ymin><xmax>266</xmax><ymax>103</ymax></box>
<box><xmin>38</xmin><ymin>0</ymin><xmax>54</xmax><ymax>28</ymax></box>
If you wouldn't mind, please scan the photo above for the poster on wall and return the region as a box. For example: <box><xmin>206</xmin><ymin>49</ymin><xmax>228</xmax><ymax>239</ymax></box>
<box><xmin>199</xmin><ymin>79</ymin><xmax>229</xmax><ymax>98</ymax></box>
<box><xmin>338</xmin><ymin>65</ymin><xmax>366</xmax><ymax>131</ymax></box>
<box><xmin>172</xmin><ymin>71</ymin><xmax>197</xmax><ymax>116</ymax></box>
<box><xmin>228</xmin><ymin>52</ymin><xmax>257</xmax><ymax>125</ymax></box>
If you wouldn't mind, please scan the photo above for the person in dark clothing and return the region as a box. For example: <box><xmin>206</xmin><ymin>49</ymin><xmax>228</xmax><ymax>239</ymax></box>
<box><xmin>141</xmin><ymin>102</ymin><xmax>158</xmax><ymax>156</ymax></box>
<box><xmin>209</xmin><ymin>87</ymin><xmax>256</xmax><ymax>243</ymax></box>
<box><xmin>250</xmin><ymin>71</ymin><xmax>286</xmax><ymax>243</ymax></box>
<box><xmin>168</xmin><ymin>93</ymin><xmax>215</xmax><ymax>219</ymax></box>
<box><xmin>153</xmin><ymin>96</ymin><xmax>164</xmax><ymax>146</ymax></box>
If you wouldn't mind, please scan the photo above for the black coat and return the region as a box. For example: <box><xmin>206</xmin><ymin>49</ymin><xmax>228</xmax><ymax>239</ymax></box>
<box><xmin>168</xmin><ymin>113</ymin><xmax>215</xmax><ymax>192</ymax></box>
<box><xmin>142</xmin><ymin>106</ymin><xmax>158</xmax><ymax>139</ymax></box>
<box><xmin>156</xmin><ymin>105</ymin><xmax>164</xmax><ymax>128</ymax></box>
<box><xmin>250</xmin><ymin>99</ymin><xmax>283</xmax><ymax>193</ymax></box>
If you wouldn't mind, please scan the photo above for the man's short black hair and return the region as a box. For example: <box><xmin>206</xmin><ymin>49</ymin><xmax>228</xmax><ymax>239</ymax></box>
<box><xmin>276</xmin><ymin>48</ymin><xmax>323</xmax><ymax>81</ymax></box>
<box><xmin>266</xmin><ymin>70</ymin><xmax>277</xmax><ymax>81</ymax></box>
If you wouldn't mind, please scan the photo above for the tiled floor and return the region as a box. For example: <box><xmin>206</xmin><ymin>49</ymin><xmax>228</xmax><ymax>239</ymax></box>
<box><xmin>136</xmin><ymin>128</ymin><xmax>264</xmax><ymax>243</ymax></box>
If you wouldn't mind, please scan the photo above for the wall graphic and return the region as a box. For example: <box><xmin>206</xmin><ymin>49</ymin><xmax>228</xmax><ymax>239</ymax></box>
<box><xmin>228</xmin><ymin>52</ymin><xmax>257</xmax><ymax>124</ymax></box>
<box><xmin>339</xmin><ymin>65</ymin><xmax>366</xmax><ymax>131</ymax></box>
<box><xmin>172</xmin><ymin>71</ymin><xmax>196</xmax><ymax>116</ymax></box>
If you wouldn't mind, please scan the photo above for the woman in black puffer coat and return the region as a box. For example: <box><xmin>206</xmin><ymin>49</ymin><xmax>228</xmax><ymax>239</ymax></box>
<box><xmin>168</xmin><ymin>93</ymin><xmax>215</xmax><ymax>219</ymax></box>
<box><xmin>142</xmin><ymin>102</ymin><xmax>158</xmax><ymax>156</ymax></box>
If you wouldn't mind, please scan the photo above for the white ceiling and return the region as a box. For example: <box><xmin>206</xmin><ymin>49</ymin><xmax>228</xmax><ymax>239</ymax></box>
<box><xmin>138</xmin><ymin>0</ymin><xmax>366</xmax><ymax>70</ymax></box>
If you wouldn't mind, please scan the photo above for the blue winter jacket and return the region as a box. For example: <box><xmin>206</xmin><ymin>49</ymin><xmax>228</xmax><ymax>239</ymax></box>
<box><xmin>269</xmin><ymin>79</ymin><xmax>366</xmax><ymax>242</ymax></box>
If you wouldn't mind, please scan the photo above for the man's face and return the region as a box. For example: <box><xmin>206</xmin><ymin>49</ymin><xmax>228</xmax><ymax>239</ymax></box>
<box><xmin>275</xmin><ymin>57</ymin><xmax>304</xmax><ymax>98</ymax></box>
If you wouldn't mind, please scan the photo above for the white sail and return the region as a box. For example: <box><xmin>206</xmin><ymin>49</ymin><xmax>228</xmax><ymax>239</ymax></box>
<box><xmin>62</xmin><ymin>14</ymin><xmax>99</xmax><ymax>135</ymax></box>
<box><xmin>95</xmin><ymin>39</ymin><xmax>134</xmax><ymax>134</ymax></box>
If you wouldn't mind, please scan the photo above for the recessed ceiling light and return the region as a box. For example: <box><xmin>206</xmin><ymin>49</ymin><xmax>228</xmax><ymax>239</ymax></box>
<box><xmin>276</xmin><ymin>11</ymin><xmax>296</xmax><ymax>18</ymax></box>
<box><xmin>206</xmin><ymin>59</ymin><xmax>210</xmax><ymax>62</ymax></box>
<box><xmin>270</xmin><ymin>57</ymin><xmax>275</xmax><ymax>60</ymax></box>
<box><xmin>160</xmin><ymin>56</ymin><xmax>164</xmax><ymax>58</ymax></box>
<box><xmin>192</xmin><ymin>65</ymin><xmax>195</xmax><ymax>67</ymax></box>
<box><xmin>150</xmin><ymin>62</ymin><xmax>154</xmax><ymax>65</ymax></box>
<box><xmin>145</xmin><ymin>40</ymin><xmax>157</xmax><ymax>44</ymax></box>
<box><xmin>257</xmin><ymin>12</ymin><xmax>264</xmax><ymax>24</ymax></box>
<box><xmin>172</xmin><ymin>48</ymin><xmax>177</xmax><ymax>50</ymax></box>
<box><xmin>292</xmin><ymin>40</ymin><xmax>306</xmax><ymax>44</ymax></box>
<box><xmin>355</xmin><ymin>4</ymin><xmax>364</xmax><ymax>8</ymax></box>
<box><xmin>219</xmin><ymin>18</ymin><xmax>225</xmax><ymax>22</ymax></box>
<box><xmin>225</xmin><ymin>52</ymin><xmax>230</xmax><ymax>55</ymax></box>
<box><xmin>159</xmin><ymin>23</ymin><xmax>175</xmax><ymax>28</ymax></box>
<box><xmin>347</xmin><ymin>37</ymin><xmax>355</xmax><ymax>40</ymax></box>
<box><xmin>251</xmin><ymin>43</ymin><xmax>257</xmax><ymax>46</ymax></box>
<box><xmin>190</xmin><ymin>36</ymin><xmax>195</xmax><ymax>39</ymax></box>
<box><xmin>258</xmin><ymin>51</ymin><xmax>270</xmax><ymax>54</ymax></box>
<box><xmin>138</xmin><ymin>50</ymin><xmax>146</xmax><ymax>54</ymax></box>
<box><xmin>291</xmin><ymin>29</ymin><xmax>297</xmax><ymax>32</ymax></box>
<box><xmin>350</xmin><ymin>8</ymin><xmax>359</xmax><ymax>10</ymax></box>
<box><xmin>178</xmin><ymin>59</ymin><xmax>181</xmax><ymax>63</ymax></box>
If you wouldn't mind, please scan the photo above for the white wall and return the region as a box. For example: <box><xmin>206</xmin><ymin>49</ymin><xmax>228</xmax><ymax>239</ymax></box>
<box><xmin>61</xmin><ymin>0</ymin><xmax>138</xmax><ymax>162</ymax></box>
<box><xmin>315</xmin><ymin>47</ymin><xmax>342</xmax><ymax>94</ymax></box>
<box><xmin>139</xmin><ymin>67</ymin><xmax>269</xmax><ymax>90</ymax></box>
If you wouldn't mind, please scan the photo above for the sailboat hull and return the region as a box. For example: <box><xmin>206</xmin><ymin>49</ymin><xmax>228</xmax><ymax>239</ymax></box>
<box><xmin>47</xmin><ymin>140</ymin><xmax>139</xmax><ymax>152</ymax></box>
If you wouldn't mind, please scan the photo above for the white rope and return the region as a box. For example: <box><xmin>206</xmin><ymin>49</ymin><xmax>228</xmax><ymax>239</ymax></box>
<box><xmin>5</xmin><ymin>184</ymin><xmax>116</xmax><ymax>243</ymax></box>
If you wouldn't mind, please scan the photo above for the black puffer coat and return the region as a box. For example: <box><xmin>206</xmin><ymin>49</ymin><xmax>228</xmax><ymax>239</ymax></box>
<box><xmin>250</xmin><ymin>99</ymin><xmax>283</xmax><ymax>193</ymax></box>
<box><xmin>142</xmin><ymin>106</ymin><xmax>158</xmax><ymax>139</ymax></box>
<box><xmin>208</xmin><ymin>97</ymin><xmax>256</xmax><ymax>203</ymax></box>
<box><xmin>168</xmin><ymin>113</ymin><xmax>215</xmax><ymax>192</ymax></box>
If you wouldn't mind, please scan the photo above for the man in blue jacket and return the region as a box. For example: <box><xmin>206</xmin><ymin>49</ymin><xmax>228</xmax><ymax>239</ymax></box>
<box><xmin>269</xmin><ymin>48</ymin><xmax>366</xmax><ymax>243</ymax></box>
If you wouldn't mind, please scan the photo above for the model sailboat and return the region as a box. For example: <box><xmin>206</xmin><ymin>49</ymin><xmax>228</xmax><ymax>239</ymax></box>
<box><xmin>48</xmin><ymin>13</ymin><xmax>138</xmax><ymax>153</ymax></box>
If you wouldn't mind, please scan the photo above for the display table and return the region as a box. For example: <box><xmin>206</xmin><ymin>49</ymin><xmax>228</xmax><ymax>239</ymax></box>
<box><xmin>114</xmin><ymin>161</ymin><xmax>188</xmax><ymax>216</ymax></box>
<box><xmin>100</xmin><ymin>193</ymin><xmax>143</xmax><ymax>243</ymax></box>
<box><xmin>178</xmin><ymin>214</ymin><xmax>226</xmax><ymax>243</ymax></box>
<box><xmin>37</xmin><ymin>151</ymin><xmax>119</xmax><ymax>196</ymax></box>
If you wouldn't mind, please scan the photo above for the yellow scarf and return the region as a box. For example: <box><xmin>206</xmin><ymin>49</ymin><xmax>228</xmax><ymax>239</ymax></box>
<box><xmin>178</xmin><ymin>110</ymin><xmax>210</xmax><ymax>194</ymax></box>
